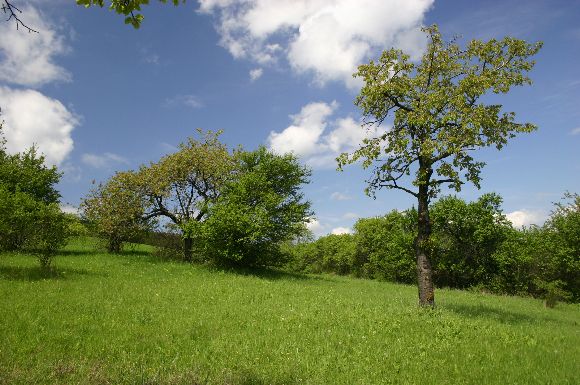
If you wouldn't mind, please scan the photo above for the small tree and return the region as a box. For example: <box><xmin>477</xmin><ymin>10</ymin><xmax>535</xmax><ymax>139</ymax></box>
<box><xmin>81</xmin><ymin>172</ymin><xmax>150</xmax><ymax>253</ymax></box>
<box><xmin>338</xmin><ymin>25</ymin><xmax>542</xmax><ymax>306</ymax></box>
<box><xmin>187</xmin><ymin>147</ymin><xmax>312</xmax><ymax>267</ymax></box>
<box><xmin>0</xmin><ymin>126</ymin><xmax>68</xmax><ymax>267</ymax></box>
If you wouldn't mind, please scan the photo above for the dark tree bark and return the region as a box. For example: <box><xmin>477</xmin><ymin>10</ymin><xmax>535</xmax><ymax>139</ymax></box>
<box><xmin>183</xmin><ymin>237</ymin><xmax>193</xmax><ymax>262</ymax></box>
<box><xmin>416</xmin><ymin>164</ymin><xmax>435</xmax><ymax>307</ymax></box>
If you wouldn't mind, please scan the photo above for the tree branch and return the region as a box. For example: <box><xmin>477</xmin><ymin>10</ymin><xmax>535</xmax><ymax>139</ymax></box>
<box><xmin>2</xmin><ymin>0</ymin><xmax>39</xmax><ymax>33</ymax></box>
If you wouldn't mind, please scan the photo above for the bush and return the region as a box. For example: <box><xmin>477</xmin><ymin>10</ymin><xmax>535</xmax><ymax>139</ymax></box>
<box><xmin>353</xmin><ymin>211</ymin><xmax>416</xmax><ymax>282</ymax></box>
<box><xmin>26</xmin><ymin>204</ymin><xmax>70</xmax><ymax>269</ymax></box>
<box><xmin>430</xmin><ymin>193</ymin><xmax>513</xmax><ymax>288</ymax></box>
<box><xmin>188</xmin><ymin>147</ymin><xmax>311</xmax><ymax>267</ymax></box>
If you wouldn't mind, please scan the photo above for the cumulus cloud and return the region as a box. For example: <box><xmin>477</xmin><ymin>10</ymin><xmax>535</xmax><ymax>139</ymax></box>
<box><xmin>0</xmin><ymin>86</ymin><xmax>77</xmax><ymax>166</ymax></box>
<box><xmin>81</xmin><ymin>152</ymin><xmax>128</xmax><ymax>169</ymax></box>
<box><xmin>0</xmin><ymin>4</ymin><xmax>70</xmax><ymax>87</ymax></box>
<box><xmin>249</xmin><ymin>67</ymin><xmax>263</xmax><ymax>81</ymax></box>
<box><xmin>267</xmin><ymin>101</ymin><xmax>384</xmax><ymax>168</ymax></box>
<box><xmin>506</xmin><ymin>209</ymin><xmax>547</xmax><ymax>228</ymax></box>
<box><xmin>198</xmin><ymin>0</ymin><xmax>433</xmax><ymax>87</ymax></box>
<box><xmin>331</xmin><ymin>226</ymin><xmax>352</xmax><ymax>235</ymax></box>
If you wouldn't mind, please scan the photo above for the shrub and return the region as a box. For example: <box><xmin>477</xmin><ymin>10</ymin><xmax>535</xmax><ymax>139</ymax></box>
<box><xmin>430</xmin><ymin>193</ymin><xmax>513</xmax><ymax>288</ymax></box>
<box><xmin>353</xmin><ymin>211</ymin><xmax>416</xmax><ymax>282</ymax></box>
<box><xmin>188</xmin><ymin>147</ymin><xmax>311</xmax><ymax>267</ymax></box>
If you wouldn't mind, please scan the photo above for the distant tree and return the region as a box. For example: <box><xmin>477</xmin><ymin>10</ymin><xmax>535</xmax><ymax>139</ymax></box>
<box><xmin>187</xmin><ymin>147</ymin><xmax>312</xmax><ymax>267</ymax></box>
<box><xmin>76</xmin><ymin>0</ymin><xmax>185</xmax><ymax>28</ymax></box>
<box><xmin>338</xmin><ymin>25</ymin><xmax>542</xmax><ymax>306</ymax></box>
<box><xmin>81</xmin><ymin>171</ymin><xmax>150</xmax><ymax>253</ymax></box>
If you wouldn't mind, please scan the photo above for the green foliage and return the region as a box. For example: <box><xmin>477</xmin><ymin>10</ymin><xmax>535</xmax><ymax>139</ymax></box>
<box><xmin>353</xmin><ymin>211</ymin><xmax>416</xmax><ymax>282</ymax></box>
<box><xmin>187</xmin><ymin>147</ymin><xmax>312</xmax><ymax>267</ymax></box>
<box><xmin>76</xmin><ymin>0</ymin><xmax>185</xmax><ymax>28</ymax></box>
<box><xmin>81</xmin><ymin>172</ymin><xmax>151</xmax><ymax>253</ymax></box>
<box><xmin>287</xmin><ymin>234</ymin><xmax>357</xmax><ymax>275</ymax></box>
<box><xmin>543</xmin><ymin>193</ymin><xmax>580</xmax><ymax>300</ymax></box>
<box><xmin>0</xmin><ymin>186</ymin><xmax>40</xmax><ymax>250</ymax></box>
<box><xmin>0</xmin><ymin>130</ymin><xmax>68</xmax><ymax>266</ymax></box>
<box><xmin>26</xmin><ymin>203</ymin><xmax>70</xmax><ymax>269</ymax></box>
<box><xmin>0</xmin><ymin>146</ymin><xmax>61</xmax><ymax>204</ymax></box>
<box><xmin>338</xmin><ymin>25</ymin><xmax>542</xmax><ymax>199</ymax></box>
<box><xmin>430</xmin><ymin>193</ymin><xmax>513</xmax><ymax>288</ymax></box>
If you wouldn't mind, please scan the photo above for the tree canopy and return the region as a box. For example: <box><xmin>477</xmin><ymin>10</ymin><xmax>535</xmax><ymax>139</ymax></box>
<box><xmin>338</xmin><ymin>25</ymin><xmax>542</xmax><ymax>306</ymax></box>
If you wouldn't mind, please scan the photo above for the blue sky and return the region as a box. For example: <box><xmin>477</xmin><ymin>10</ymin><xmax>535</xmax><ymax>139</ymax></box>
<box><xmin>1</xmin><ymin>0</ymin><xmax>579</xmax><ymax>236</ymax></box>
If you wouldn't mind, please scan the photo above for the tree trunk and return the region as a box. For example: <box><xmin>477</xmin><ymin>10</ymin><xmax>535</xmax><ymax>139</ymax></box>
<box><xmin>416</xmin><ymin>175</ymin><xmax>435</xmax><ymax>307</ymax></box>
<box><xmin>183</xmin><ymin>237</ymin><xmax>193</xmax><ymax>262</ymax></box>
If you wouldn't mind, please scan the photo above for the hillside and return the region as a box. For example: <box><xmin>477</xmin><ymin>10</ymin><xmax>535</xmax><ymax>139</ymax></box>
<box><xmin>1</xmin><ymin>237</ymin><xmax>578</xmax><ymax>384</ymax></box>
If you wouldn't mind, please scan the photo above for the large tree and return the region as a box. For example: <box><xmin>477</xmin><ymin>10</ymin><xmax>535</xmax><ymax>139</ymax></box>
<box><xmin>128</xmin><ymin>130</ymin><xmax>235</xmax><ymax>260</ymax></box>
<box><xmin>338</xmin><ymin>25</ymin><xmax>542</xmax><ymax>306</ymax></box>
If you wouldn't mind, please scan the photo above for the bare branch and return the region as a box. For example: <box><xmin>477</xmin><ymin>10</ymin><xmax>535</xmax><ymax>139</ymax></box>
<box><xmin>2</xmin><ymin>0</ymin><xmax>39</xmax><ymax>33</ymax></box>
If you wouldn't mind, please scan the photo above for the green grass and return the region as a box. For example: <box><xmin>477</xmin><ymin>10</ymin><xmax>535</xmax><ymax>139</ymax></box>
<box><xmin>1</xmin><ymin>237</ymin><xmax>579</xmax><ymax>385</ymax></box>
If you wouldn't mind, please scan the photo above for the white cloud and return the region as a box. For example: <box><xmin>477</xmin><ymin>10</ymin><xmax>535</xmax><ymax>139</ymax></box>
<box><xmin>330</xmin><ymin>191</ymin><xmax>350</xmax><ymax>201</ymax></box>
<box><xmin>81</xmin><ymin>152</ymin><xmax>128</xmax><ymax>169</ymax></box>
<box><xmin>249</xmin><ymin>67</ymin><xmax>263</xmax><ymax>81</ymax></box>
<box><xmin>506</xmin><ymin>209</ymin><xmax>547</xmax><ymax>228</ymax></box>
<box><xmin>164</xmin><ymin>94</ymin><xmax>203</xmax><ymax>109</ymax></box>
<box><xmin>0</xmin><ymin>4</ymin><xmax>70</xmax><ymax>87</ymax></box>
<box><xmin>0</xmin><ymin>86</ymin><xmax>77</xmax><ymax>166</ymax></box>
<box><xmin>267</xmin><ymin>101</ymin><xmax>385</xmax><ymax>168</ymax></box>
<box><xmin>306</xmin><ymin>218</ymin><xmax>325</xmax><ymax>237</ymax></box>
<box><xmin>570</xmin><ymin>127</ymin><xmax>580</xmax><ymax>135</ymax></box>
<box><xmin>198</xmin><ymin>0</ymin><xmax>433</xmax><ymax>87</ymax></box>
<box><xmin>331</xmin><ymin>226</ymin><xmax>352</xmax><ymax>235</ymax></box>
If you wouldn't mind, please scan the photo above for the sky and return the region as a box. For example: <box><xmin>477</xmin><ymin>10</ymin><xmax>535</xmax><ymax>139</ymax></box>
<box><xmin>0</xmin><ymin>0</ymin><xmax>579</xmax><ymax>236</ymax></box>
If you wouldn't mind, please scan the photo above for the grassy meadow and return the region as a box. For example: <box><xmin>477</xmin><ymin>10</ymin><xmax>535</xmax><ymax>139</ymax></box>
<box><xmin>0</xmin><ymin>237</ymin><xmax>579</xmax><ymax>385</ymax></box>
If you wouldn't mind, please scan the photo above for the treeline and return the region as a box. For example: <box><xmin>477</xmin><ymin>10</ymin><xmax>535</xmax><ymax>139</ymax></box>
<box><xmin>285</xmin><ymin>193</ymin><xmax>580</xmax><ymax>304</ymax></box>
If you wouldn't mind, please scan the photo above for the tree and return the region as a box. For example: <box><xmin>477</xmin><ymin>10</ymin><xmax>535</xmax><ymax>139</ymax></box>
<box><xmin>0</xmin><ymin>126</ymin><xmax>69</xmax><ymax>267</ymax></box>
<box><xmin>338</xmin><ymin>25</ymin><xmax>542</xmax><ymax>306</ymax></box>
<box><xmin>81</xmin><ymin>171</ymin><xmax>151</xmax><ymax>253</ymax></box>
<box><xmin>76</xmin><ymin>0</ymin><xmax>185</xmax><ymax>28</ymax></box>
<box><xmin>129</xmin><ymin>130</ymin><xmax>235</xmax><ymax>260</ymax></box>
<box><xmin>186</xmin><ymin>147</ymin><xmax>312</xmax><ymax>267</ymax></box>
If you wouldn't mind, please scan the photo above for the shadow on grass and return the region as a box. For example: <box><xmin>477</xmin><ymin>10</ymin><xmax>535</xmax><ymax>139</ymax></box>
<box><xmin>0</xmin><ymin>265</ymin><xmax>96</xmax><ymax>281</ymax></box>
<box><xmin>444</xmin><ymin>302</ymin><xmax>563</xmax><ymax>325</ymax></box>
<box><xmin>205</xmin><ymin>264</ymin><xmax>330</xmax><ymax>282</ymax></box>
